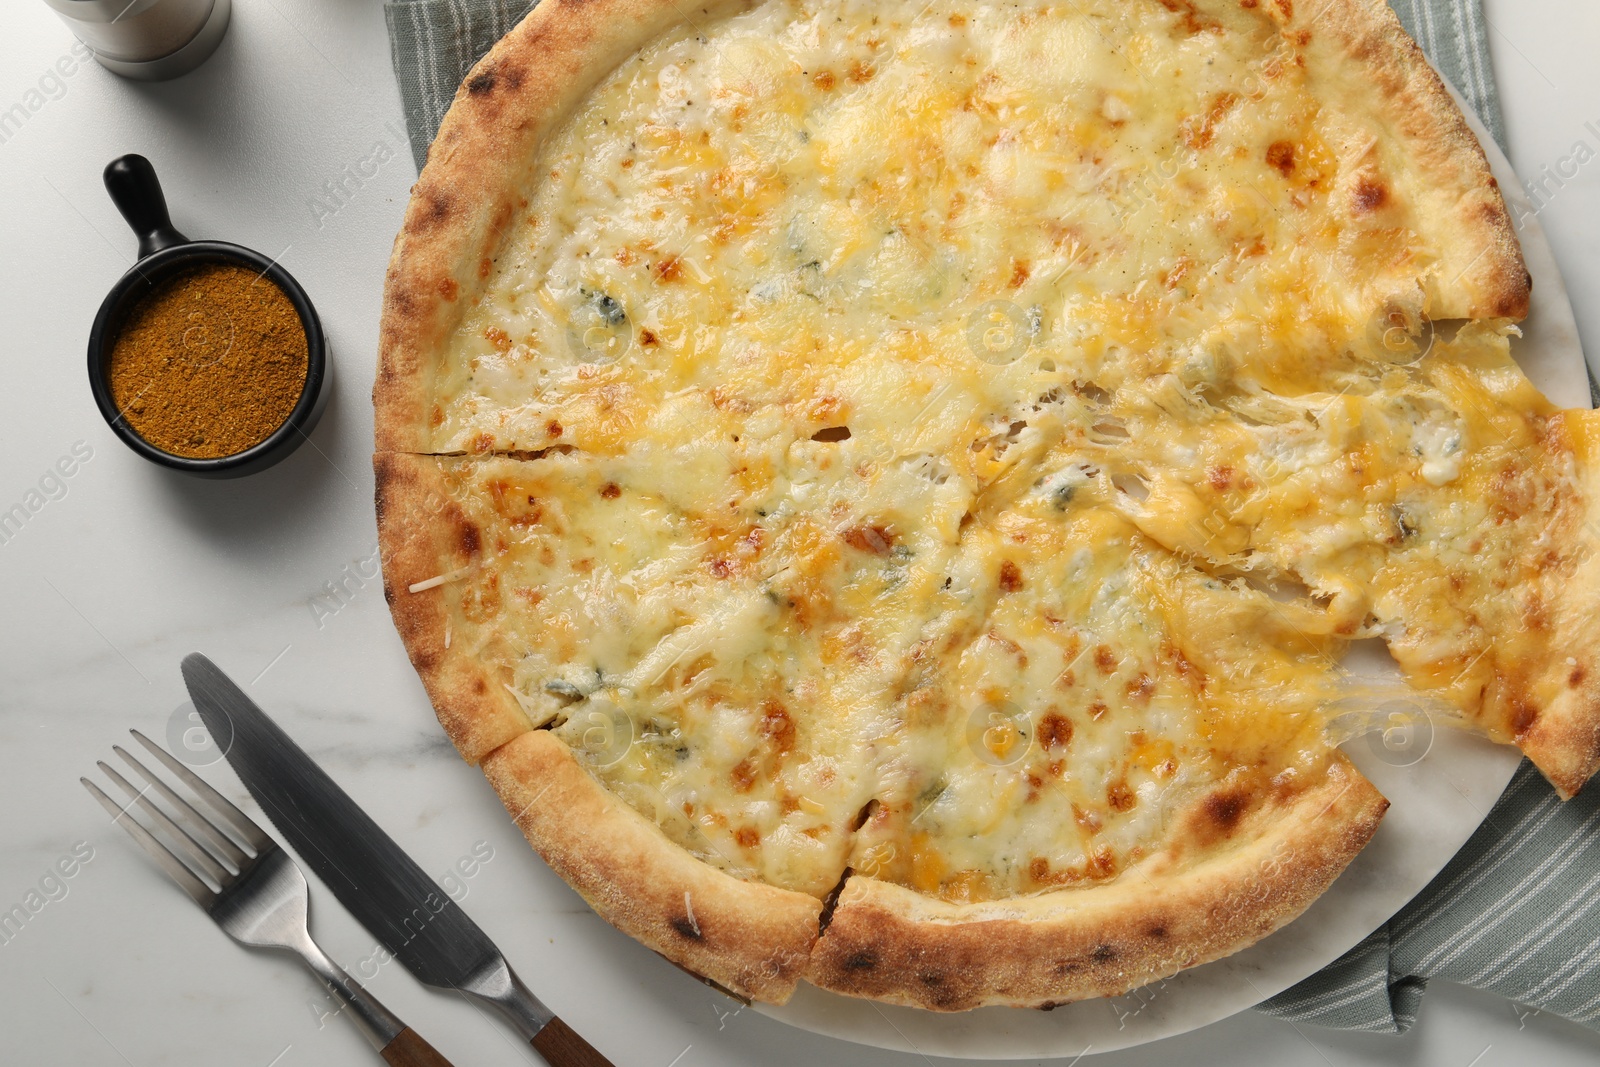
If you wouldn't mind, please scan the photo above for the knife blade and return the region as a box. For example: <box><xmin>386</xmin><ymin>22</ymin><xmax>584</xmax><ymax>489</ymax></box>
<box><xmin>181</xmin><ymin>653</ymin><xmax>615</xmax><ymax>1067</ymax></box>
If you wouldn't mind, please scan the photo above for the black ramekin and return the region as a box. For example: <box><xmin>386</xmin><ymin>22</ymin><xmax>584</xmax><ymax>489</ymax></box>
<box><xmin>87</xmin><ymin>154</ymin><xmax>330</xmax><ymax>479</ymax></box>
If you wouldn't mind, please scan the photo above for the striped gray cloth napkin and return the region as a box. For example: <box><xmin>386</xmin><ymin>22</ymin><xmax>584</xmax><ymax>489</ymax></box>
<box><xmin>383</xmin><ymin>0</ymin><xmax>1600</xmax><ymax>1035</ymax></box>
<box><xmin>385</xmin><ymin>0</ymin><xmax>535</xmax><ymax>171</ymax></box>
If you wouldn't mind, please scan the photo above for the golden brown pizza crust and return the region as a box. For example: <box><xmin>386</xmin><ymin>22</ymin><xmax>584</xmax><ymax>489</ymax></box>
<box><xmin>373</xmin><ymin>0</ymin><xmax>753</xmax><ymax>452</ymax></box>
<box><xmin>1280</xmin><ymin>0</ymin><xmax>1529</xmax><ymax>320</ymax></box>
<box><xmin>808</xmin><ymin>757</ymin><xmax>1388</xmax><ymax>1010</ymax></box>
<box><xmin>375</xmin><ymin>451</ymin><xmax>533</xmax><ymax>763</ymax></box>
<box><xmin>483</xmin><ymin>729</ymin><xmax>822</xmax><ymax>1003</ymax></box>
<box><xmin>1517</xmin><ymin>410</ymin><xmax>1600</xmax><ymax>798</ymax></box>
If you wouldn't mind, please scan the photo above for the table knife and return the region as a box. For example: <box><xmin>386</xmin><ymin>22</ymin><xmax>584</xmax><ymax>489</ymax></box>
<box><xmin>181</xmin><ymin>653</ymin><xmax>615</xmax><ymax>1067</ymax></box>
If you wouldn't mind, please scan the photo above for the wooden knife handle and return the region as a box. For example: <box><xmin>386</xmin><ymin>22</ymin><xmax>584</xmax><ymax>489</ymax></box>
<box><xmin>530</xmin><ymin>1016</ymin><xmax>615</xmax><ymax>1067</ymax></box>
<box><xmin>380</xmin><ymin>1027</ymin><xmax>454</xmax><ymax>1067</ymax></box>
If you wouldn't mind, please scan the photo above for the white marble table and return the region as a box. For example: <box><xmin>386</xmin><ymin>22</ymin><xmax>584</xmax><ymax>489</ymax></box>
<box><xmin>2</xmin><ymin>2</ymin><xmax>1599</xmax><ymax>1065</ymax></box>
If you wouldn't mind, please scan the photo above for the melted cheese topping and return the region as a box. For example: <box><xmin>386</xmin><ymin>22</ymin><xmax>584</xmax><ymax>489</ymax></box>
<box><xmin>417</xmin><ymin>0</ymin><xmax>1596</xmax><ymax>902</ymax></box>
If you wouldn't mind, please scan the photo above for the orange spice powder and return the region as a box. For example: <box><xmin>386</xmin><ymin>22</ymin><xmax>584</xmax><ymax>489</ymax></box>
<box><xmin>108</xmin><ymin>262</ymin><xmax>308</xmax><ymax>459</ymax></box>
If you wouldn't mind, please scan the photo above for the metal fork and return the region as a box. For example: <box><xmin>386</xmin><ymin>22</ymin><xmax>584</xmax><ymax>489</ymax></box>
<box><xmin>82</xmin><ymin>730</ymin><xmax>454</xmax><ymax>1067</ymax></box>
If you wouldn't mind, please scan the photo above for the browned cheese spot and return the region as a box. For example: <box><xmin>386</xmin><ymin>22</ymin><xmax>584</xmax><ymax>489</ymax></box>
<box><xmin>842</xmin><ymin>524</ymin><xmax>895</xmax><ymax>554</ymax></box>
<box><xmin>1038</xmin><ymin>712</ymin><xmax>1074</xmax><ymax>749</ymax></box>
<box><xmin>761</xmin><ymin>700</ymin><xmax>796</xmax><ymax>755</ymax></box>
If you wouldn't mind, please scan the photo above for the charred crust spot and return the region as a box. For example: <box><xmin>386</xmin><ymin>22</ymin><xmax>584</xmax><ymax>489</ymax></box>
<box><xmin>1266</xmin><ymin>140</ymin><xmax>1296</xmax><ymax>177</ymax></box>
<box><xmin>417</xmin><ymin>191</ymin><xmax>453</xmax><ymax>231</ymax></box>
<box><xmin>600</xmin><ymin>482</ymin><xmax>621</xmax><ymax>499</ymax></box>
<box><xmin>1092</xmin><ymin>944</ymin><xmax>1117</xmax><ymax>963</ymax></box>
<box><xmin>843</xmin><ymin>950</ymin><xmax>877</xmax><ymax>971</ymax></box>
<box><xmin>547</xmin><ymin>420</ymin><xmax>564</xmax><ymax>438</ymax></box>
<box><xmin>999</xmin><ymin>560</ymin><xmax>1024</xmax><ymax>592</ymax></box>
<box><xmin>1094</xmin><ymin>645</ymin><xmax>1118</xmax><ymax>673</ymax></box>
<box><xmin>734</xmin><ymin>826</ymin><xmax>760</xmax><ymax>848</ymax></box>
<box><xmin>670</xmin><ymin>916</ymin><xmax>704</xmax><ymax>941</ymax></box>
<box><xmin>1204</xmin><ymin>788</ymin><xmax>1248</xmax><ymax>831</ymax></box>
<box><xmin>466</xmin><ymin>69</ymin><xmax>496</xmax><ymax>96</ymax></box>
<box><xmin>1353</xmin><ymin>176</ymin><xmax>1390</xmax><ymax>214</ymax></box>
<box><xmin>471</xmin><ymin>678</ymin><xmax>486</xmax><ymax>695</ymax></box>
<box><xmin>1570</xmin><ymin>664</ymin><xmax>1588</xmax><ymax>688</ymax></box>
<box><xmin>458</xmin><ymin>524</ymin><xmax>481</xmax><ymax>557</ymax></box>
<box><xmin>1146</xmin><ymin>925</ymin><xmax>1168</xmax><ymax>939</ymax></box>
<box><xmin>1038</xmin><ymin>712</ymin><xmax>1073</xmax><ymax>748</ymax></box>
<box><xmin>639</xmin><ymin>328</ymin><xmax>659</xmax><ymax>346</ymax></box>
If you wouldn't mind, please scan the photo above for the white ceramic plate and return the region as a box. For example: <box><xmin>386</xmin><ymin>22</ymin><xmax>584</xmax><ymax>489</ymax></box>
<box><xmin>755</xmin><ymin>80</ymin><xmax>1590</xmax><ymax>1058</ymax></box>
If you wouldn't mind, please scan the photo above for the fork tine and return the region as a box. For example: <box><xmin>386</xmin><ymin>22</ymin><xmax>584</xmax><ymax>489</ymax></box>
<box><xmin>130</xmin><ymin>729</ymin><xmax>273</xmax><ymax>852</ymax></box>
<box><xmin>98</xmin><ymin>760</ymin><xmax>232</xmax><ymax>886</ymax></box>
<box><xmin>82</xmin><ymin>778</ymin><xmax>216</xmax><ymax>907</ymax></box>
<box><xmin>114</xmin><ymin>745</ymin><xmax>249</xmax><ymax>869</ymax></box>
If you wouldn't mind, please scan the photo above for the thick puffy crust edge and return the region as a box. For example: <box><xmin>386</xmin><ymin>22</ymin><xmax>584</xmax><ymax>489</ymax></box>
<box><xmin>372</xmin><ymin>0</ymin><xmax>753</xmax><ymax>451</ymax></box>
<box><xmin>807</xmin><ymin>757</ymin><xmax>1388</xmax><ymax>1011</ymax></box>
<box><xmin>482</xmin><ymin>730</ymin><xmax>822</xmax><ymax>1003</ymax></box>
<box><xmin>1518</xmin><ymin>411</ymin><xmax>1600</xmax><ymax>798</ymax></box>
<box><xmin>374</xmin><ymin>451</ymin><xmax>534</xmax><ymax>763</ymax></box>
<box><xmin>1282</xmin><ymin>0</ymin><xmax>1529</xmax><ymax>321</ymax></box>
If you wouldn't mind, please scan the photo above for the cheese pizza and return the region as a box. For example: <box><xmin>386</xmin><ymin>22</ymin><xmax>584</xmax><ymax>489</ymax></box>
<box><xmin>373</xmin><ymin>0</ymin><xmax>1600</xmax><ymax>1010</ymax></box>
